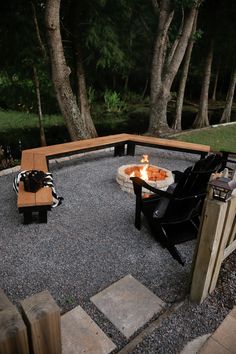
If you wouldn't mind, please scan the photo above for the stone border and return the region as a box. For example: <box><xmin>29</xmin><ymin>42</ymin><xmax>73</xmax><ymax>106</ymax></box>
<box><xmin>116</xmin><ymin>164</ymin><xmax>174</xmax><ymax>194</ymax></box>
<box><xmin>0</xmin><ymin>165</ymin><xmax>20</xmax><ymax>177</ymax></box>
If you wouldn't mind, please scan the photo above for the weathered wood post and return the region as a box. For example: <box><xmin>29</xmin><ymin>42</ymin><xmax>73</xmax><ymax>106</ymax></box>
<box><xmin>20</xmin><ymin>290</ymin><xmax>62</xmax><ymax>354</ymax></box>
<box><xmin>209</xmin><ymin>196</ymin><xmax>236</xmax><ymax>293</ymax></box>
<box><xmin>190</xmin><ymin>194</ymin><xmax>236</xmax><ymax>303</ymax></box>
<box><xmin>0</xmin><ymin>289</ymin><xmax>29</xmax><ymax>354</ymax></box>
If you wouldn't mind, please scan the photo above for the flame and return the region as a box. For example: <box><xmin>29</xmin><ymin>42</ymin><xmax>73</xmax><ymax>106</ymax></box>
<box><xmin>126</xmin><ymin>162</ymin><xmax>167</xmax><ymax>182</ymax></box>
<box><xmin>140</xmin><ymin>154</ymin><xmax>149</xmax><ymax>164</ymax></box>
<box><xmin>140</xmin><ymin>163</ymin><xmax>149</xmax><ymax>180</ymax></box>
<box><xmin>140</xmin><ymin>154</ymin><xmax>149</xmax><ymax>180</ymax></box>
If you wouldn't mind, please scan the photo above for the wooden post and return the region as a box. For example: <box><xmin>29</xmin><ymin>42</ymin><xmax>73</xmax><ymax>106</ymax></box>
<box><xmin>209</xmin><ymin>196</ymin><xmax>236</xmax><ymax>292</ymax></box>
<box><xmin>114</xmin><ymin>144</ymin><xmax>125</xmax><ymax>157</ymax></box>
<box><xmin>227</xmin><ymin>203</ymin><xmax>236</xmax><ymax>245</ymax></box>
<box><xmin>0</xmin><ymin>289</ymin><xmax>13</xmax><ymax>310</ymax></box>
<box><xmin>20</xmin><ymin>290</ymin><xmax>62</xmax><ymax>354</ymax></box>
<box><xmin>0</xmin><ymin>290</ymin><xmax>29</xmax><ymax>354</ymax></box>
<box><xmin>190</xmin><ymin>199</ymin><xmax>228</xmax><ymax>303</ymax></box>
<box><xmin>127</xmin><ymin>142</ymin><xmax>136</xmax><ymax>156</ymax></box>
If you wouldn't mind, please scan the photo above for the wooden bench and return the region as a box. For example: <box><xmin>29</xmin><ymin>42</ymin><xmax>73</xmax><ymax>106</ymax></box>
<box><xmin>17</xmin><ymin>133</ymin><xmax>211</xmax><ymax>224</ymax></box>
<box><xmin>18</xmin><ymin>151</ymin><xmax>52</xmax><ymax>224</ymax></box>
<box><xmin>125</xmin><ymin>135</ymin><xmax>210</xmax><ymax>158</ymax></box>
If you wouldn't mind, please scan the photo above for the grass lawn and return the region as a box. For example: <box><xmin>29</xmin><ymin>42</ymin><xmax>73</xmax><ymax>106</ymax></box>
<box><xmin>173</xmin><ymin>123</ymin><xmax>236</xmax><ymax>153</ymax></box>
<box><xmin>0</xmin><ymin>109</ymin><xmax>130</xmax><ymax>133</ymax></box>
<box><xmin>0</xmin><ymin>110</ymin><xmax>64</xmax><ymax>131</ymax></box>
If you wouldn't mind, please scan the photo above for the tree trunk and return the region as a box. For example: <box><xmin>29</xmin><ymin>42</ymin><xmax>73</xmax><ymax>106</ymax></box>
<box><xmin>220</xmin><ymin>66</ymin><xmax>236</xmax><ymax>123</ymax></box>
<box><xmin>150</xmin><ymin>0</ymin><xmax>174</xmax><ymax>102</ymax></box>
<box><xmin>72</xmin><ymin>0</ymin><xmax>97</xmax><ymax>138</ymax></box>
<box><xmin>193</xmin><ymin>40</ymin><xmax>214</xmax><ymax>128</ymax></box>
<box><xmin>149</xmin><ymin>89</ymin><xmax>170</xmax><ymax>135</ymax></box>
<box><xmin>173</xmin><ymin>9</ymin><xmax>198</xmax><ymax>130</ymax></box>
<box><xmin>211</xmin><ymin>61</ymin><xmax>220</xmax><ymax>101</ymax></box>
<box><xmin>75</xmin><ymin>45</ymin><xmax>97</xmax><ymax>137</ymax></box>
<box><xmin>32</xmin><ymin>1</ymin><xmax>47</xmax><ymax>146</ymax></box>
<box><xmin>45</xmin><ymin>0</ymin><xmax>96</xmax><ymax>141</ymax></box>
<box><xmin>148</xmin><ymin>1</ymin><xmax>200</xmax><ymax>136</ymax></box>
<box><xmin>33</xmin><ymin>66</ymin><xmax>47</xmax><ymax>147</ymax></box>
<box><xmin>31</xmin><ymin>1</ymin><xmax>47</xmax><ymax>60</ymax></box>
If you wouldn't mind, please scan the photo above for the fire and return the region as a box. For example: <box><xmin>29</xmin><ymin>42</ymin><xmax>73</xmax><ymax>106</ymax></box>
<box><xmin>117</xmin><ymin>163</ymin><xmax>174</xmax><ymax>195</ymax></box>
<box><xmin>125</xmin><ymin>164</ymin><xmax>167</xmax><ymax>182</ymax></box>
<box><xmin>129</xmin><ymin>166</ymin><xmax>149</xmax><ymax>180</ymax></box>
<box><xmin>125</xmin><ymin>153</ymin><xmax>167</xmax><ymax>182</ymax></box>
<box><xmin>140</xmin><ymin>154</ymin><xmax>149</xmax><ymax>164</ymax></box>
<box><xmin>139</xmin><ymin>154</ymin><xmax>149</xmax><ymax>180</ymax></box>
<box><xmin>140</xmin><ymin>163</ymin><xmax>148</xmax><ymax>180</ymax></box>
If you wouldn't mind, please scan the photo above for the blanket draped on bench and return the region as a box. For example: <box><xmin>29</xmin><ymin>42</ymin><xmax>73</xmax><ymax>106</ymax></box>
<box><xmin>13</xmin><ymin>170</ymin><xmax>63</xmax><ymax>208</ymax></box>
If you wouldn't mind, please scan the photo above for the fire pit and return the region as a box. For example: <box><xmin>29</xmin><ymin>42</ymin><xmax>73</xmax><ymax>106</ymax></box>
<box><xmin>116</xmin><ymin>155</ymin><xmax>174</xmax><ymax>194</ymax></box>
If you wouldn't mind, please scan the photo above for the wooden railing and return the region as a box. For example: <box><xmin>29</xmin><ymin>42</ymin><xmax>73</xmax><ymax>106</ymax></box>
<box><xmin>190</xmin><ymin>193</ymin><xmax>236</xmax><ymax>303</ymax></box>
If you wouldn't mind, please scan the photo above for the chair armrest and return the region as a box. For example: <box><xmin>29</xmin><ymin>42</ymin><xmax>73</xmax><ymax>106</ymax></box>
<box><xmin>174</xmin><ymin>192</ymin><xmax>206</xmax><ymax>201</ymax></box>
<box><xmin>130</xmin><ymin>177</ymin><xmax>173</xmax><ymax>198</ymax></box>
<box><xmin>193</xmin><ymin>167</ymin><xmax>220</xmax><ymax>174</ymax></box>
<box><xmin>172</xmin><ymin>170</ymin><xmax>183</xmax><ymax>183</ymax></box>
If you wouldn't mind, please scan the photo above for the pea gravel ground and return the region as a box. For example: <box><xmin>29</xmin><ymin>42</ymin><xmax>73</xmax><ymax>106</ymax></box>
<box><xmin>1</xmin><ymin>147</ymin><xmax>236</xmax><ymax>353</ymax></box>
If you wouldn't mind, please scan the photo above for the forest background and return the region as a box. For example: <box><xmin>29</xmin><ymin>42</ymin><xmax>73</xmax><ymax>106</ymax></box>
<box><xmin>0</xmin><ymin>0</ymin><xmax>236</xmax><ymax>161</ymax></box>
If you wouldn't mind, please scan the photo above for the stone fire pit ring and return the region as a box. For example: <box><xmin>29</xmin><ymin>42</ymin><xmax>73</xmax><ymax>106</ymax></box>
<box><xmin>116</xmin><ymin>164</ymin><xmax>174</xmax><ymax>194</ymax></box>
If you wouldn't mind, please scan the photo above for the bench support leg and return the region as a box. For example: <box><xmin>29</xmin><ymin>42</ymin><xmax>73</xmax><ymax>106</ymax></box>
<box><xmin>114</xmin><ymin>144</ymin><xmax>125</xmax><ymax>157</ymax></box>
<box><xmin>200</xmin><ymin>152</ymin><xmax>208</xmax><ymax>159</ymax></box>
<box><xmin>23</xmin><ymin>211</ymin><xmax>32</xmax><ymax>225</ymax></box>
<box><xmin>39</xmin><ymin>210</ymin><xmax>47</xmax><ymax>223</ymax></box>
<box><xmin>127</xmin><ymin>142</ymin><xmax>136</xmax><ymax>156</ymax></box>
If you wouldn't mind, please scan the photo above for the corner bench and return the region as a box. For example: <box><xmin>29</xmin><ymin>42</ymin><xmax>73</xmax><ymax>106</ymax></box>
<box><xmin>17</xmin><ymin>133</ymin><xmax>211</xmax><ymax>224</ymax></box>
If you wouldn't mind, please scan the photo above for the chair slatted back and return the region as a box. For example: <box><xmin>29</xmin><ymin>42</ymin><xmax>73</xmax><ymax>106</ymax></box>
<box><xmin>173</xmin><ymin>154</ymin><xmax>223</xmax><ymax>198</ymax></box>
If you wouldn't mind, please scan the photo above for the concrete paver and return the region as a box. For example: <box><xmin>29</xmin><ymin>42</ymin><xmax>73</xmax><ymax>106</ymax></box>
<box><xmin>61</xmin><ymin>306</ymin><xmax>116</xmax><ymax>354</ymax></box>
<box><xmin>199</xmin><ymin>306</ymin><xmax>236</xmax><ymax>354</ymax></box>
<box><xmin>90</xmin><ymin>274</ymin><xmax>165</xmax><ymax>338</ymax></box>
<box><xmin>199</xmin><ymin>337</ymin><xmax>231</xmax><ymax>354</ymax></box>
<box><xmin>229</xmin><ymin>306</ymin><xmax>236</xmax><ymax>320</ymax></box>
<box><xmin>211</xmin><ymin>315</ymin><xmax>236</xmax><ymax>353</ymax></box>
<box><xmin>180</xmin><ymin>333</ymin><xmax>211</xmax><ymax>354</ymax></box>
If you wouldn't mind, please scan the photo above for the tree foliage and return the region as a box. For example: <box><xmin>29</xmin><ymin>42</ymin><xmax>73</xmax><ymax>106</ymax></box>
<box><xmin>0</xmin><ymin>0</ymin><xmax>55</xmax><ymax>113</ymax></box>
<box><xmin>0</xmin><ymin>0</ymin><xmax>236</xmax><ymax>139</ymax></box>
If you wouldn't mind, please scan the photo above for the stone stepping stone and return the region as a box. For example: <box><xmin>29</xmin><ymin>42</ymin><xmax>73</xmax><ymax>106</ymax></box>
<box><xmin>61</xmin><ymin>305</ymin><xmax>116</xmax><ymax>354</ymax></box>
<box><xmin>199</xmin><ymin>306</ymin><xmax>236</xmax><ymax>354</ymax></box>
<box><xmin>180</xmin><ymin>334</ymin><xmax>211</xmax><ymax>354</ymax></box>
<box><xmin>90</xmin><ymin>274</ymin><xmax>165</xmax><ymax>338</ymax></box>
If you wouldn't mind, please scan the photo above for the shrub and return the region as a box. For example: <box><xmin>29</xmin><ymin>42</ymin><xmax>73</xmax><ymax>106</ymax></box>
<box><xmin>104</xmin><ymin>90</ymin><xmax>126</xmax><ymax>113</ymax></box>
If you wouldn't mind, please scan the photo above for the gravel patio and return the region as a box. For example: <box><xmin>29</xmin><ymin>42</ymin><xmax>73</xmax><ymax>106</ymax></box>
<box><xmin>1</xmin><ymin>146</ymin><xmax>236</xmax><ymax>353</ymax></box>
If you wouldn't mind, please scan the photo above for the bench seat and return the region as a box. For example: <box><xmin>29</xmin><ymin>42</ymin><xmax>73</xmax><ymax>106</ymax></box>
<box><xmin>17</xmin><ymin>133</ymin><xmax>211</xmax><ymax>224</ymax></box>
<box><xmin>18</xmin><ymin>151</ymin><xmax>53</xmax><ymax>224</ymax></box>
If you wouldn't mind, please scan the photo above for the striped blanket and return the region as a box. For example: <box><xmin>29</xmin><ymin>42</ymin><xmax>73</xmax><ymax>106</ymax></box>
<box><xmin>13</xmin><ymin>170</ymin><xmax>63</xmax><ymax>207</ymax></box>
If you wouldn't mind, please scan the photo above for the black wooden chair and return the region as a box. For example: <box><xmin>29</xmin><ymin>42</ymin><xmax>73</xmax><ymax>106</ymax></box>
<box><xmin>130</xmin><ymin>154</ymin><xmax>223</xmax><ymax>265</ymax></box>
<box><xmin>169</xmin><ymin>153</ymin><xmax>223</xmax><ymax>190</ymax></box>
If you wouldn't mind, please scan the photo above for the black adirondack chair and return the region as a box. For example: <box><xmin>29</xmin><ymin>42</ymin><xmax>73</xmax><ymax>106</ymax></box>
<box><xmin>130</xmin><ymin>154</ymin><xmax>223</xmax><ymax>265</ymax></box>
